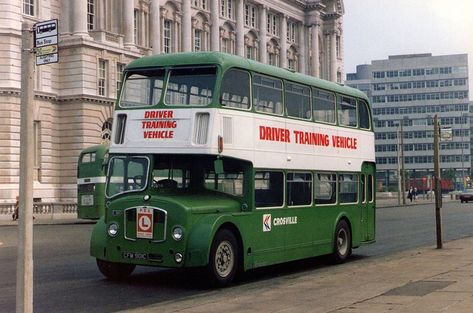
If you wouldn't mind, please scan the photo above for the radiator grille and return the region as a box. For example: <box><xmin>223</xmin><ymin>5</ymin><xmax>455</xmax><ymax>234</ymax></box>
<box><xmin>222</xmin><ymin>116</ymin><xmax>233</xmax><ymax>144</ymax></box>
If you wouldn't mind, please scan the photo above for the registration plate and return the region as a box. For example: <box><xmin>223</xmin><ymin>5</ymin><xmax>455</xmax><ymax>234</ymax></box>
<box><xmin>81</xmin><ymin>194</ymin><xmax>94</xmax><ymax>206</ymax></box>
<box><xmin>122</xmin><ymin>252</ymin><xmax>148</xmax><ymax>260</ymax></box>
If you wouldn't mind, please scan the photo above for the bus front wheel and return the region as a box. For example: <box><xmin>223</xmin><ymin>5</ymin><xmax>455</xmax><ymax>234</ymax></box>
<box><xmin>206</xmin><ymin>229</ymin><xmax>239</xmax><ymax>287</ymax></box>
<box><xmin>96</xmin><ymin>259</ymin><xmax>136</xmax><ymax>280</ymax></box>
<box><xmin>332</xmin><ymin>220</ymin><xmax>352</xmax><ymax>264</ymax></box>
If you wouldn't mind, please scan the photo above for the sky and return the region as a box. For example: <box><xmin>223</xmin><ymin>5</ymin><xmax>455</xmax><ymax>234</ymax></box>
<box><xmin>343</xmin><ymin>0</ymin><xmax>473</xmax><ymax>99</ymax></box>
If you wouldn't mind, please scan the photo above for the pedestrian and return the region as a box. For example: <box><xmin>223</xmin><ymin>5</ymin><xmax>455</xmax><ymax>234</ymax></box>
<box><xmin>408</xmin><ymin>187</ymin><xmax>413</xmax><ymax>202</ymax></box>
<box><xmin>413</xmin><ymin>187</ymin><xmax>418</xmax><ymax>201</ymax></box>
<box><xmin>12</xmin><ymin>195</ymin><xmax>19</xmax><ymax>221</ymax></box>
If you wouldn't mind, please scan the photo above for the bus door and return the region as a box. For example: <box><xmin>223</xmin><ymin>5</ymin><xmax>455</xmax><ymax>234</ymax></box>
<box><xmin>252</xmin><ymin>171</ymin><xmax>287</xmax><ymax>266</ymax></box>
<box><xmin>361</xmin><ymin>163</ymin><xmax>375</xmax><ymax>241</ymax></box>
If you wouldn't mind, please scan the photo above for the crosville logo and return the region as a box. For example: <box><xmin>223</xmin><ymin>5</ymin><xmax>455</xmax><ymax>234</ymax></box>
<box><xmin>263</xmin><ymin>214</ymin><xmax>271</xmax><ymax>232</ymax></box>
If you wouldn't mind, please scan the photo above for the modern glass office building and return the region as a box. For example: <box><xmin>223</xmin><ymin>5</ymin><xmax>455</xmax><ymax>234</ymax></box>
<box><xmin>346</xmin><ymin>53</ymin><xmax>470</xmax><ymax>192</ymax></box>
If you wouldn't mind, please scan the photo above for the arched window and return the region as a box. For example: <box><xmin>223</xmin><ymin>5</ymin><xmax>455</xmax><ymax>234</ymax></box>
<box><xmin>220</xmin><ymin>23</ymin><xmax>235</xmax><ymax>54</ymax></box>
<box><xmin>161</xmin><ymin>3</ymin><xmax>180</xmax><ymax>53</ymax></box>
<box><xmin>287</xmin><ymin>45</ymin><xmax>298</xmax><ymax>70</ymax></box>
<box><xmin>245</xmin><ymin>31</ymin><xmax>258</xmax><ymax>60</ymax></box>
<box><xmin>267</xmin><ymin>39</ymin><xmax>279</xmax><ymax>66</ymax></box>
<box><xmin>192</xmin><ymin>13</ymin><xmax>209</xmax><ymax>51</ymax></box>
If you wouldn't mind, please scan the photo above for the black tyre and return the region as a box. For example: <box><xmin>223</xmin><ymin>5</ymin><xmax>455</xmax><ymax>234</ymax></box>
<box><xmin>332</xmin><ymin>220</ymin><xmax>352</xmax><ymax>264</ymax></box>
<box><xmin>206</xmin><ymin>229</ymin><xmax>239</xmax><ymax>287</ymax></box>
<box><xmin>96</xmin><ymin>259</ymin><xmax>136</xmax><ymax>280</ymax></box>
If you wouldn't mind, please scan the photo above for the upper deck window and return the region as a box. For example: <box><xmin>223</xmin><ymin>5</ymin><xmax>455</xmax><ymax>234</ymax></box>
<box><xmin>165</xmin><ymin>67</ymin><xmax>216</xmax><ymax>106</ymax></box>
<box><xmin>253</xmin><ymin>75</ymin><xmax>283</xmax><ymax>115</ymax></box>
<box><xmin>285</xmin><ymin>82</ymin><xmax>311</xmax><ymax>120</ymax></box>
<box><xmin>220</xmin><ymin>69</ymin><xmax>250</xmax><ymax>109</ymax></box>
<box><xmin>313</xmin><ymin>89</ymin><xmax>336</xmax><ymax>124</ymax></box>
<box><xmin>338</xmin><ymin>96</ymin><xmax>357</xmax><ymax>127</ymax></box>
<box><xmin>358</xmin><ymin>99</ymin><xmax>371</xmax><ymax>130</ymax></box>
<box><xmin>120</xmin><ymin>69</ymin><xmax>165</xmax><ymax>107</ymax></box>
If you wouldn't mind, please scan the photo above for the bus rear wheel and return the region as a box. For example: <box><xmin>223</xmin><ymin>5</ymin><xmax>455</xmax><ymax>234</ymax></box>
<box><xmin>96</xmin><ymin>259</ymin><xmax>136</xmax><ymax>280</ymax></box>
<box><xmin>206</xmin><ymin>229</ymin><xmax>239</xmax><ymax>287</ymax></box>
<box><xmin>332</xmin><ymin>220</ymin><xmax>352</xmax><ymax>264</ymax></box>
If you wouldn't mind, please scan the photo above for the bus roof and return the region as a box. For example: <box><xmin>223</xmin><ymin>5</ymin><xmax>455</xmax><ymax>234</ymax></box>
<box><xmin>126</xmin><ymin>52</ymin><xmax>368</xmax><ymax>101</ymax></box>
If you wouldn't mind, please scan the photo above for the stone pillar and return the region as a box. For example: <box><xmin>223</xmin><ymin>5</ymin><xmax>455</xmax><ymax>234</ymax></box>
<box><xmin>235</xmin><ymin>0</ymin><xmax>244</xmax><ymax>56</ymax></box>
<box><xmin>259</xmin><ymin>5</ymin><xmax>267</xmax><ymax>64</ymax></box>
<box><xmin>279</xmin><ymin>14</ymin><xmax>287</xmax><ymax>68</ymax></box>
<box><xmin>123</xmin><ymin>0</ymin><xmax>135</xmax><ymax>48</ymax></box>
<box><xmin>210</xmin><ymin>0</ymin><xmax>220</xmax><ymax>51</ymax></box>
<box><xmin>329</xmin><ymin>30</ymin><xmax>337</xmax><ymax>82</ymax></box>
<box><xmin>60</xmin><ymin>0</ymin><xmax>70</xmax><ymax>35</ymax></box>
<box><xmin>298</xmin><ymin>23</ymin><xmax>306</xmax><ymax>74</ymax></box>
<box><xmin>181</xmin><ymin>0</ymin><xmax>191</xmax><ymax>52</ymax></box>
<box><xmin>150</xmin><ymin>0</ymin><xmax>161</xmax><ymax>54</ymax></box>
<box><xmin>71</xmin><ymin>0</ymin><xmax>90</xmax><ymax>37</ymax></box>
<box><xmin>311</xmin><ymin>22</ymin><xmax>320</xmax><ymax>77</ymax></box>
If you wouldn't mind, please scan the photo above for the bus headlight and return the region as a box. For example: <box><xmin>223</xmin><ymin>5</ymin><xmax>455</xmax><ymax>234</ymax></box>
<box><xmin>107</xmin><ymin>222</ymin><xmax>119</xmax><ymax>237</ymax></box>
<box><xmin>172</xmin><ymin>226</ymin><xmax>184</xmax><ymax>241</ymax></box>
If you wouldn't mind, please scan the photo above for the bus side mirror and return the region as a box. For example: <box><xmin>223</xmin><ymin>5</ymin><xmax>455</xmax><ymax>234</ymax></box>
<box><xmin>214</xmin><ymin>158</ymin><xmax>224</xmax><ymax>175</ymax></box>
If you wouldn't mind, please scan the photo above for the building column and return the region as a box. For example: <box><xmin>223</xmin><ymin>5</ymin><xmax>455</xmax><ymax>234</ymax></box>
<box><xmin>279</xmin><ymin>14</ymin><xmax>287</xmax><ymax>68</ymax></box>
<box><xmin>150</xmin><ymin>0</ymin><xmax>161</xmax><ymax>54</ymax></box>
<box><xmin>235</xmin><ymin>0</ymin><xmax>244</xmax><ymax>56</ymax></box>
<box><xmin>298</xmin><ymin>23</ymin><xmax>306</xmax><ymax>74</ymax></box>
<box><xmin>181</xmin><ymin>0</ymin><xmax>191</xmax><ymax>52</ymax></box>
<box><xmin>210</xmin><ymin>0</ymin><xmax>220</xmax><ymax>51</ymax></box>
<box><xmin>329</xmin><ymin>30</ymin><xmax>337</xmax><ymax>82</ymax></box>
<box><xmin>123</xmin><ymin>0</ymin><xmax>135</xmax><ymax>48</ymax></box>
<box><xmin>71</xmin><ymin>0</ymin><xmax>90</xmax><ymax>37</ymax></box>
<box><xmin>311</xmin><ymin>22</ymin><xmax>320</xmax><ymax>77</ymax></box>
<box><xmin>259</xmin><ymin>5</ymin><xmax>267</xmax><ymax>64</ymax></box>
<box><xmin>60</xmin><ymin>0</ymin><xmax>70</xmax><ymax>35</ymax></box>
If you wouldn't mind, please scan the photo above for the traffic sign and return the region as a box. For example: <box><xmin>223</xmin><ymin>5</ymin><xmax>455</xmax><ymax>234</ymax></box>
<box><xmin>33</xmin><ymin>19</ymin><xmax>58</xmax><ymax>66</ymax></box>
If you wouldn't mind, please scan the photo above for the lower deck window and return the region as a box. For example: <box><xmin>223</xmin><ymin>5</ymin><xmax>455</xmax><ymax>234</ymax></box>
<box><xmin>339</xmin><ymin>173</ymin><xmax>358</xmax><ymax>203</ymax></box>
<box><xmin>314</xmin><ymin>173</ymin><xmax>337</xmax><ymax>204</ymax></box>
<box><xmin>255</xmin><ymin>171</ymin><xmax>283</xmax><ymax>207</ymax></box>
<box><xmin>205</xmin><ymin>172</ymin><xmax>244</xmax><ymax>196</ymax></box>
<box><xmin>287</xmin><ymin>172</ymin><xmax>312</xmax><ymax>206</ymax></box>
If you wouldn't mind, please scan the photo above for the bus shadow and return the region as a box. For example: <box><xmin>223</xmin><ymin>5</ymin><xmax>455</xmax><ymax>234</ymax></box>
<box><xmin>105</xmin><ymin>253</ymin><xmax>372</xmax><ymax>291</ymax></box>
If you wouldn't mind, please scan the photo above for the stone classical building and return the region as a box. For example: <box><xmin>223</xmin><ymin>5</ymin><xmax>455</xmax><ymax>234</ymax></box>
<box><xmin>0</xmin><ymin>0</ymin><xmax>344</xmax><ymax>203</ymax></box>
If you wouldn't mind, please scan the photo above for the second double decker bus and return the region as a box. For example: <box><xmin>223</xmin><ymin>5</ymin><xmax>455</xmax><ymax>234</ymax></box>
<box><xmin>90</xmin><ymin>52</ymin><xmax>375</xmax><ymax>286</ymax></box>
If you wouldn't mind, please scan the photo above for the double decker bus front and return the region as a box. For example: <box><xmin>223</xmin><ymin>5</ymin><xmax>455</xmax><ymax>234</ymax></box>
<box><xmin>90</xmin><ymin>152</ymin><xmax>250</xmax><ymax>277</ymax></box>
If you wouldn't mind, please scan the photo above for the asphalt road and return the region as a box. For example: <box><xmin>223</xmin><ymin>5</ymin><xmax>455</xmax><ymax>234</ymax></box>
<box><xmin>1</xmin><ymin>201</ymin><xmax>472</xmax><ymax>312</ymax></box>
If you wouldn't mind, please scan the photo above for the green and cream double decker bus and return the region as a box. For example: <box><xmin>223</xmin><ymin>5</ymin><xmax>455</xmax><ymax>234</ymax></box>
<box><xmin>90</xmin><ymin>52</ymin><xmax>375</xmax><ymax>286</ymax></box>
<box><xmin>77</xmin><ymin>144</ymin><xmax>109</xmax><ymax>219</ymax></box>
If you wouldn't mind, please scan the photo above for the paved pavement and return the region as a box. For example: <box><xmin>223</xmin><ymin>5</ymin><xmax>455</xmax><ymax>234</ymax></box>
<box><xmin>3</xmin><ymin>196</ymin><xmax>472</xmax><ymax>312</ymax></box>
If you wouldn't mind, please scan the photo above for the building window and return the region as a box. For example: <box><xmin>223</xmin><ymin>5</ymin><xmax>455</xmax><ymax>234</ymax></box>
<box><xmin>23</xmin><ymin>0</ymin><xmax>34</xmax><ymax>16</ymax></box>
<box><xmin>116</xmin><ymin>63</ymin><xmax>125</xmax><ymax>93</ymax></box>
<box><xmin>33</xmin><ymin>121</ymin><xmax>41</xmax><ymax>181</ymax></box>
<box><xmin>98</xmin><ymin>59</ymin><xmax>108</xmax><ymax>97</ymax></box>
<box><xmin>244</xmin><ymin>4</ymin><xmax>257</xmax><ymax>28</ymax></box>
<box><xmin>193</xmin><ymin>0</ymin><xmax>208</xmax><ymax>10</ymax></box>
<box><xmin>134</xmin><ymin>9</ymin><xmax>139</xmax><ymax>45</ymax></box>
<box><xmin>221</xmin><ymin>0</ymin><xmax>233</xmax><ymax>19</ymax></box>
<box><xmin>194</xmin><ymin>29</ymin><xmax>202</xmax><ymax>51</ymax></box>
<box><xmin>87</xmin><ymin>0</ymin><xmax>95</xmax><ymax>30</ymax></box>
<box><xmin>267</xmin><ymin>13</ymin><xmax>278</xmax><ymax>35</ymax></box>
<box><xmin>287</xmin><ymin>22</ymin><xmax>297</xmax><ymax>43</ymax></box>
<box><xmin>163</xmin><ymin>20</ymin><xmax>172</xmax><ymax>53</ymax></box>
<box><xmin>336</xmin><ymin>35</ymin><xmax>341</xmax><ymax>58</ymax></box>
<box><xmin>222</xmin><ymin>38</ymin><xmax>230</xmax><ymax>53</ymax></box>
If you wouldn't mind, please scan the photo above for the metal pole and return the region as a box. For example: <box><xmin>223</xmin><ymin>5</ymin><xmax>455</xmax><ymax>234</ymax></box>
<box><xmin>433</xmin><ymin>114</ymin><xmax>443</xmax><ymax>249</ymax></box>
<box><xmin>16</xmin><ymin>22</ymin><xmax>34</xmax><ymax>313</ymax></box>
<box><xmin>397</xmin><ymin>124</ymin><xmax>401</xmax><ymax>205</ymax></box>
<box><xmin>400</xmin><ymin>122</ymin><xmax>406</xmax><ymax>205</ymax></box>
<box><xmin>461</xmin><ymin>114</ymin><xmax>465</xmax><ymax>190</ymax></box>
